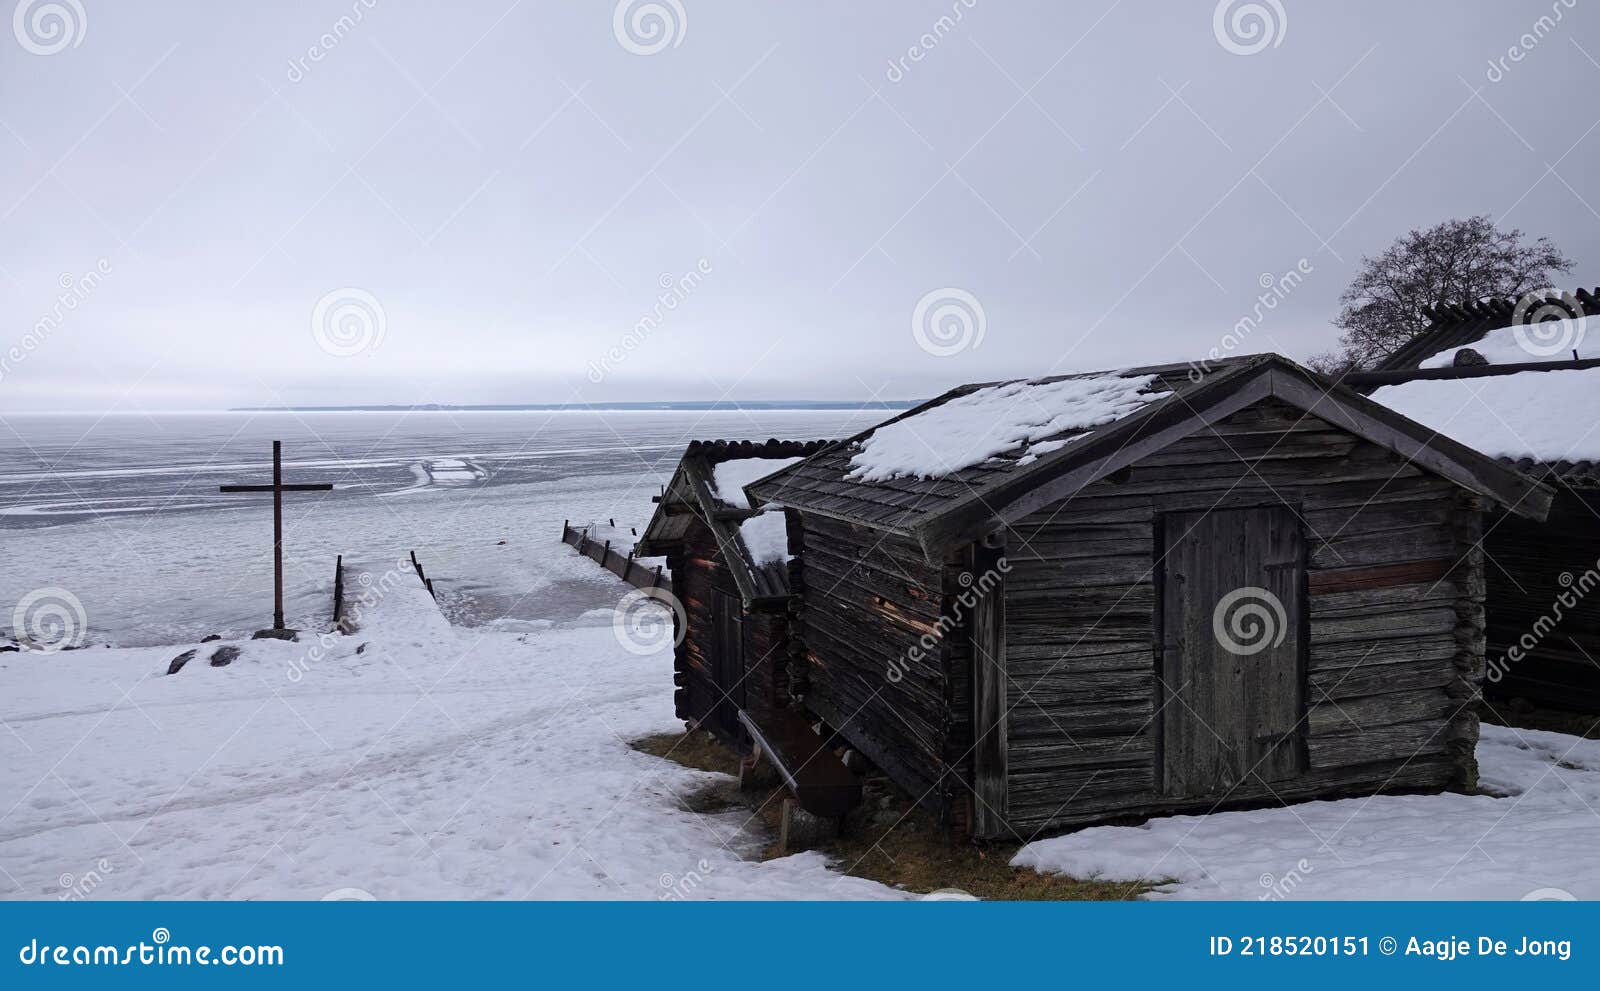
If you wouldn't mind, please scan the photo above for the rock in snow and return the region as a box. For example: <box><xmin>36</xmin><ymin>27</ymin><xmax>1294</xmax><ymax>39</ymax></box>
<box><xmin>165</xmin><ymin>649</ymin><xmax>197</xmax><ymax>676</ymax></box>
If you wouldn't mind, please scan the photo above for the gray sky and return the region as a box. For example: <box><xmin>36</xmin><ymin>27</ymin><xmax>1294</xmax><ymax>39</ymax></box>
<box><xmin>1</xmin><ymin>0</ymin><xmax>1596</xmax><ymax>411</ymax></box>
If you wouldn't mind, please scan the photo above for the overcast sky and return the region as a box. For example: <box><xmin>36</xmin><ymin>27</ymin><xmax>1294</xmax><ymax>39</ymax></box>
<box><xmin>1</xmin><ymin>0</ymin><xmax>1596</xmax><ymax>411</ymax></box>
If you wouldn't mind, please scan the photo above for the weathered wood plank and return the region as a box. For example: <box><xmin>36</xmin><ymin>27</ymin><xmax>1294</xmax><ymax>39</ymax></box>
<box><xmin>970</xmin><ymin>543</ymin><xmax>1009</xmax><ymax>838</ymax></box>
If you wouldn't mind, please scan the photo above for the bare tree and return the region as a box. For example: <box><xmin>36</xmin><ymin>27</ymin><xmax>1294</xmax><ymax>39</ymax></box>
<box><xmin>1310</xmin><ymin>216</ymin><xmax>1572</xmax><ymax>373</ymax></box>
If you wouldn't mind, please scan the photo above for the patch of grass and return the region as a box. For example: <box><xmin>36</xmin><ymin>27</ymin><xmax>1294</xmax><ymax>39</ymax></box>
<box><xmin>630</xmin><ymin>730</ymin><xmax>1160</xmax><ymax>901</ymax></box>
<box><xmin>631</xmin><ymin>730</ymin><xmax>743</xmax><ymax>776</ymax></box>
<box><xmin>812</xmin><ymin>787</ymin><xmax>1156</xmax><ymax>901</ymax></box>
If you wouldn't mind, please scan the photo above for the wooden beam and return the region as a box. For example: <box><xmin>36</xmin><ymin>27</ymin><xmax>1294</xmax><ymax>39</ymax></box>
<box><xmin>1343</xmin><ymin>356</ymin><xmax>1600</xmax><ymax>389</ymax></box>
<box><xmin>680</xmin><ymin>455</ymin><xmax>768</xmax><ymax>609</ymax></box>
<box><xmin>1265</xmin><ymin>369</ymin><xmax>1554</xmax><ymax>521</ymax></box>
<box><xmin>737</xmin><ymin>708</ymin><xmax>861</xmax><ymax>818</ymax></box>
<box><xmin>970</xmin><ymin>539</ymin><xmax>1009</xmax><ymax>839</ymax></box>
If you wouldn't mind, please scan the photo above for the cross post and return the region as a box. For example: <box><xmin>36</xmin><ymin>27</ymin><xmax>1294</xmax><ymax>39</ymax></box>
<box><xmin>220</xmin><ymin>441</ymin><xmax>335</xmax><ymax>632</ymax></box>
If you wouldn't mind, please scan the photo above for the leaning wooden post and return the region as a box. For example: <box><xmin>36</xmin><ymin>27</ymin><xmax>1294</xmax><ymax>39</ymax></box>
<box><xmin>332</xmin><ymin>554</ymin><xmax>345</xmax><ymax>629</ymax></box>
<box><xmin>272</xmin><ymin>441</ymin><xmax>285</xmax><ymax>629</ymax></box>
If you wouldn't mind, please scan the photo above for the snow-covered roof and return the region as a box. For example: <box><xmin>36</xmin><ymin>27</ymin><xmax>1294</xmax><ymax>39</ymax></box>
<box><xmin>844</xmin><ymin>374</ymin><xmax>1167</xmax><ymax>483</ymax></box>
<box><xmin>1417</xmin><ymin>315</ymin><xmax>1598</xmax><ymax>368</ymax></box>
<box><xmin>1374</xmin><ymin>288</ymin><xmax>1599</xmax><ymax>372</ymax></box>
<box><xmin>711</xmin><ymin>457</ymin><xmax>802</xmax><ymax>508</ymax></box>
<box><xmin>737</xmin><ymin>511</ymin><xmax>791</xmax><ymax>566</ymax></box>
<box><xmin>1370</xmin><ymin>367</ymin><xmax>1600</xmax><ymax>465</ymax></box>
<box><xmin>749</xmin><ymin>354</ymin><xmax>1555</xmax><ymax>549</ymax></box>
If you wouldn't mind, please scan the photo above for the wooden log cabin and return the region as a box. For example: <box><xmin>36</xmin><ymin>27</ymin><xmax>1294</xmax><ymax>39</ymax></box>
<box><xmin>1350</xmin><ymin>289</ymin><xmax>1600</xmax><ymax>711</ymax></box>
<box><xmin>635</xmin><ymin>439</ymin><xmax>829</xmax><ymax>752</ymax></box>
<box><xmin>741</xmin><ymin>354</ymin><xmax>1552</xmax><ymax>840</ymax></box>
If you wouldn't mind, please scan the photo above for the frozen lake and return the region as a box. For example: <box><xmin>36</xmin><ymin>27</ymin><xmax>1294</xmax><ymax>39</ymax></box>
<box><xmin>0</xmin><ymin>409</ymin><xmax>885</xmax><ymax>647</ymax></box>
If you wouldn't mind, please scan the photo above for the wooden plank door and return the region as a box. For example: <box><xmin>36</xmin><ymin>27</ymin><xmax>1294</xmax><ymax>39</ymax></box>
<box><xmin>1160</xmin><ymin>506</ymin><xmax>1304</xmax><ymax>798</ymax></box>
<box><xmin>709</xmin><ymin>589</ymin><xmax>747</xmax><ymax>738</ymax></box>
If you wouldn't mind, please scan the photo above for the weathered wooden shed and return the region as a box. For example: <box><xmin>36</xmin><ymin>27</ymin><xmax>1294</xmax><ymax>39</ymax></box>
<box><xmin>744</xmin><ymin>354</ymin><xmax>1552</xmax><ymax>840</ymax></box>
<box><xmin>635</xmin><ymin>439</ymin><xmax>828</xmax><ymax>752</ymax></box>
<box><xmin>1352</xmin><ymin>291</ymin><xmax>1600</xmax><ymax>711</ymax></box>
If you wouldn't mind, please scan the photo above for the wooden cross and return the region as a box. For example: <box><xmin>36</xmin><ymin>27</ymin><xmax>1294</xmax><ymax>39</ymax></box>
<box><xmin>220</xmin><ymin>441</ymin><xmax>334</xmax><ymax>632</ymax></box>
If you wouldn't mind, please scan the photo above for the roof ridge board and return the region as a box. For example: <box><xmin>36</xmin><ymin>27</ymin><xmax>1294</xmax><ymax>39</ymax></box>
<box><xmin>686</xmin><ymin>437</ymin><xmax>835</xmax><ymax>464</ymax></box>
<box><xmin>1347</xmin><ymin>357</ymin><xmax>1600</xmax><ymax>387</ymax></box>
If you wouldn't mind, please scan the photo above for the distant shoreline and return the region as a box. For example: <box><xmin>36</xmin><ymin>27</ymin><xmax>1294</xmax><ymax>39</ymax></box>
<box><xmin>226</xmin><ymin>400</ymin><xmax>919</xmax><ymax>413</ymax></box>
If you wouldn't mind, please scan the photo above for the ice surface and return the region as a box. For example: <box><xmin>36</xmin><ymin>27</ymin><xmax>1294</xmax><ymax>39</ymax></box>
<box><xmin>0</xmin><ymin>411</ymin><xmax>882</xmax><ymax>646</ymax></box>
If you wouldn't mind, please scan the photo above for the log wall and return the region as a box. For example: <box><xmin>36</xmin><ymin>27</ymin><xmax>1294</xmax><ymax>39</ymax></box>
<box><xmin>1484</xmin><ymin>489</ymin><xmax>1600</xmax><ymax>711</ymax></box>
<box><xmin>789</xmin><ymin>513</ymin><xmax>966</xmax><ymax>828</ymax></box>
<box><xmin>989</xmin><ymin>399</ymin><xmax>1486</xmax><ymax>835</ymax></box>
<box><xmin>669</xmin><ymin>523</ymin><xmax>788</xmax><ymax>752</ymax></box>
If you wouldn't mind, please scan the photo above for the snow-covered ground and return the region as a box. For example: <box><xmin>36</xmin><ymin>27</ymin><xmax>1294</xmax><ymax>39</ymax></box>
<box><xmin>1014</xmin><ymin>725</ymin><xmax>1600</xmax><ymax>900</ymax></box>
<box><xmin>0</xmin><ymin>561</ymin><xmax>899</xmax><ymax>901</ymax></box>
<box><xmin>5</xmin><ymin>400</ymin><xmax>1598</xmax><ymax>900</ymax></box>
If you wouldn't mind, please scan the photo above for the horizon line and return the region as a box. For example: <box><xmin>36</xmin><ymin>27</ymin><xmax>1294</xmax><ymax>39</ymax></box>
<box><xmin>223</xmin><ymin>399</ymin><xmax>922</xmax><ymax>413</ymax></box>
<box><xmin>0</xmin><ymin>398</ymin><xmax>924</xmax><ymax>415</ymax></box>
